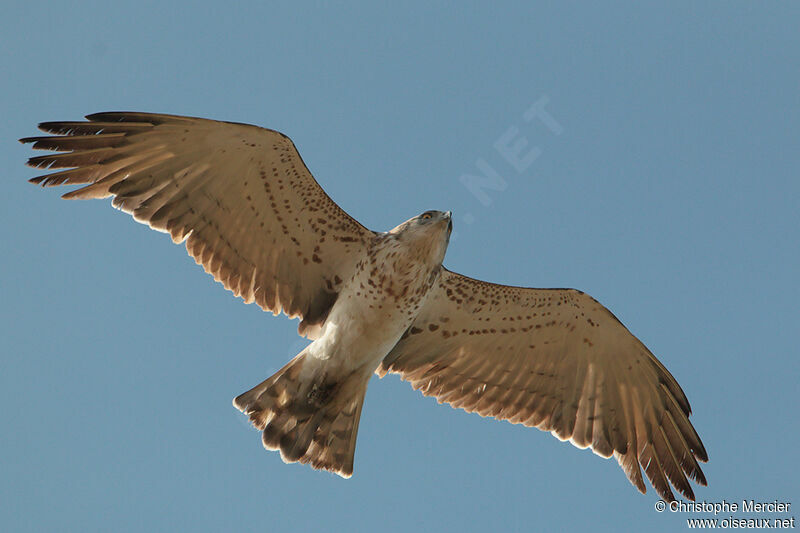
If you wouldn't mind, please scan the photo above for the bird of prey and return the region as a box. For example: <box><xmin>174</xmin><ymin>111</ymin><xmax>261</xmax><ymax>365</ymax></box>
<box><xmin>21</xmin><ymin>112</ymin><xmax>707</xmax><ymax>501</ymax></box>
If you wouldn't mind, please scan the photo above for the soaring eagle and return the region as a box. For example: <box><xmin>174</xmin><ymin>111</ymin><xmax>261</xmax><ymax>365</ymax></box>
<box><xmin>22</xmin><ymin>112</ymin><xmax>707</xmax><ymax>501</ymax></box>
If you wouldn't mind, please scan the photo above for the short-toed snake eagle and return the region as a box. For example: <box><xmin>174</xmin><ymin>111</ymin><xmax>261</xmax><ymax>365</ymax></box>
<box><xmin>22</xmin><ymin>112</ymin><xmax>707</xmax><ymax>501</ymax></box>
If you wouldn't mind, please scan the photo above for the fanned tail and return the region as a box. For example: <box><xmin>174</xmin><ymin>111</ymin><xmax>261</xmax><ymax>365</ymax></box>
<box><xmin>233</xmin><ymin>353</ymin><xmax>368</xmax><ymax>478</ymax></box>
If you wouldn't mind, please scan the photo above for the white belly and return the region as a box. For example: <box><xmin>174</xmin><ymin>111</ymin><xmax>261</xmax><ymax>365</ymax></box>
<box><xmin>299</xmin><ymin>229</ymin><xmax>444</xmax><ymax>382</ymax></box>
<box><xmin>305</xmin><ymin>286</ymin><xmax>415</xmax><ymax>375</ymax></box>
<box><xmin>305</xmin><ymin>269</ymin><xmax>438</xmax><ymax>380</ymax></box>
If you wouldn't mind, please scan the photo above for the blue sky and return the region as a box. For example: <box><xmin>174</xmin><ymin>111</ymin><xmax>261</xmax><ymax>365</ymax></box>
<box><xmin>2</xmin><ymin>2</ymin><xmax>798</xmax><ymax>532</ymax></box>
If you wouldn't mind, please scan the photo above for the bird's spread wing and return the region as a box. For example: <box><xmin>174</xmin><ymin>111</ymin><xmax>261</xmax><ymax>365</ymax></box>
<box><xmin>22</xmin><ymin>112</ymin><xmax>375</xmax><ymax>337</ymax></box>
<box><xmin>378</xmin><ymin>268</ymin><xmax>707</xmax><ymax>501</ymax></box>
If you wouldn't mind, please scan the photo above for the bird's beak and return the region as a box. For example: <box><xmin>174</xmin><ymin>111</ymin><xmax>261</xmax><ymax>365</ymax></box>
<box><xmin>445</xmin><ymin>211</ymin><xmax>453</xmax><ymax>232</ymax></box>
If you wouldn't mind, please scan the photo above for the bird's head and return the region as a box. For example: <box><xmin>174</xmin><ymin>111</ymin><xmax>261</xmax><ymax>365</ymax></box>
<box><xmin>388</xmin><ymin>210</ymin><xmax>452</xmax><ymax>264</ymax></box>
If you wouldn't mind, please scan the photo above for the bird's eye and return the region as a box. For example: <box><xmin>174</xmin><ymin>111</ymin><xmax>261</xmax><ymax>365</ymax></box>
<box><xmin>421</xmin><ymin>213</ymin><xmax>432</xmax><ymax>220</ymax></box>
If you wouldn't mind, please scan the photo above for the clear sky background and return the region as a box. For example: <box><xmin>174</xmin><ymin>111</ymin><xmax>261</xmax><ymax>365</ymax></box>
<box><xmin>2</xmin><ymin>2</ymin><xmax>798</xmax><ymax>532</ymax></box>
